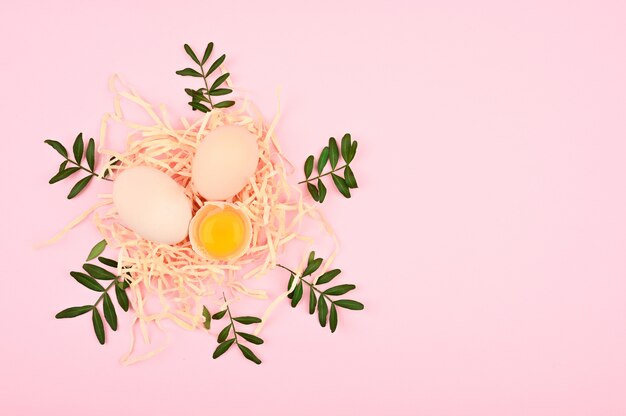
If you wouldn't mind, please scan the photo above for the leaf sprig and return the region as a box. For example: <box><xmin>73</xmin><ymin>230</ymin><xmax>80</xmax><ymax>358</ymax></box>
<box><xmin>301</xmin><ymin>133</ymin><xmax>358</xmax><ymax>202</ymax></box>
<box><xmin>209</xmin><ymin>295</ymin><xmax>263</xmax><ymax>365</ymax></box>
<box><xmin>45</xmin><ymin>133</ymin><xmax>112</xmax><ymax>199</ymax></box>
<box><xmin>177</xmin><ymin>43</ymin><xmax>234</xmax><ymax>113</ymax></box>
<box><xmin>277</xmin><ymin>252</ymin><xmax>364</xmax><ymax>332</ymax></box>
<box><xmin>55</xmin><ymin>240</ymin><xmax>131</xmax><ymax>345</ymax></box>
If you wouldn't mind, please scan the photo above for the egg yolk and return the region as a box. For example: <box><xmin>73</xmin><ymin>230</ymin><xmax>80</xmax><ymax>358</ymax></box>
<box><xmin>197</xmin><ymin>209</ymin><xmax>246</xmax><ymax>259</ymax></box>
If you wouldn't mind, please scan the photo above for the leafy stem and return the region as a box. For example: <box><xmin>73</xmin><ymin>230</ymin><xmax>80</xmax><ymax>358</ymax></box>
<box><xmin>64</xmin><ymin>156</ymin><xmax>113</xmax><ymax>181</ymax></box>
<box><xmin>302</xmin><ymin>134</ymin><xmax>359</xmax><ymax>202</ymax></box>
<box><xmin>277</xmin><ymin>252</ymin><xmax>364</xmax><ymax>332</ymax></box>
<box><xmin>176</xmin><ymin>43</ymin><xmax>234</xmax><ymax>113</ymax></box>
<box><xmin>210</xmin><ymin>294</ymin><xmax>264</xmax><ymax>365</ymax></box>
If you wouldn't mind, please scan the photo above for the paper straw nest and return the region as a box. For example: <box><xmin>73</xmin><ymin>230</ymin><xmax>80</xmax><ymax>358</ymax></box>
<box><xmin>44</xmin><ymin>75</ymin><xmax>337</xmax><ymax>364</ymax></box>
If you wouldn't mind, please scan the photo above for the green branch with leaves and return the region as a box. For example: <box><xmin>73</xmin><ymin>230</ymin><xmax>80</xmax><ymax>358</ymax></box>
<box><xmin>45</xmin><ymin>133</ymin><xmax>112</xmax><ymax>199</ymax></box>
<box><xmin>177</xmin><ymin>43</ymin><xmax>234</xmax><ymax>113</ymax></box>
<box><xmin>55</xmin><ymin>240</ymin><xmax>131</xmax><ymax>345</ymax></box>
<box><xmin>203</xmin><ymin>295</ymin><xmax>264</xmax><ymax>365</ymax></box>
<box><xmin>277</xmin><ymin>252</ymin><xmax>364</xmax><ymax>332</ymax></box>
<box><xmin>301</xmin><ymin>133</ymin><xmax>358</xmax><ymax>202</ymax></box>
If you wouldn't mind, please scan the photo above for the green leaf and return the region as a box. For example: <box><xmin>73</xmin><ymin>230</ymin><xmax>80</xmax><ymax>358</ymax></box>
<box><xmin>184</xmin><ymin>44</ymin><xmax>200</xmax><ymax>65</ymax></box>
<box><xmin>331</xmin><ymin>173</ymin><xmax>351</xmax><ymax>198</ymax></box>
<box><xmin>70</xmin><ymin>271</ymin><xmax>105</xmax><ymax>292</ymax></box>
<box><xmin>59</xmin><ymin>160</ymin><xmax>68</xmax><ymax>172</ymax></box>
<box><xmin>328</xmin><ymin>137</ymin><xmax>339</xmax><ymax>168</ymax></box>
<box><xmin>176</xmin><ymin>68</ymin><xmax>203</xmax><ymax>77</ymax></box>
<box><xmin>238</xmin><ymin>344</ymin><xmax>262</xmax><ymax>365</ymax></box>
<box><xmin>348</xmin><ymin>141</ymin><xmax>358</xmax><ymax>163</ymax></box>
<box><xmin>323</xmin><ymin>284</ymin><xmax>356</xmax><ymax>296</ymax></box>
<box><xmin>201</xmin><ymin>42</ymin><xmax>214</xmax><ymax>65</ymax></box>
<box><xmin>86</xmin><ymin>239</ymin><xmax>107</xmax><ymax>261</ymax></box>
<box><xmin>237</xmin><ymin>332</ymin><xmax>264</xmax><ymax>345</ymax></box>
<box><xmin>341</xmin><ymin>133</ymin><xmax>352</xmax><ymax>162</ymax></box>
<box><xmin>302</xmin><ymin>258</ymin><xmax>322</xmax><ymax>276</ymax></box>
<box><xmin>72</xmin><ymin>133</ymin><xmax>84</xmax><ymax>163</ymax></box>
<box><xmin>309</xmin><ymin>288</ymin><xmax>317</xmax><ymax>314</ymax></box>
<box><xmin>233</xmin><ymin>316</ymin><xmax>262</xmax><ymax>325</ymax></box>
<box><xmin>189</xmin><ymin>101</ymin><xmax>210</xmax><ymax>112</ymax></box>
<box><xmin>49</xmin><ymin>167</ymin><xmax>80</xmax><ymax>184</ymax></box>
<box><xmin>92</xmin><ymin>309</ymin><xmax>105</xmax><ymax>345</ymax></box>
<box><xmin>287</xmin><ymin>274</ymin><xmax>295</xmax><ymax>299</ymax></box>
<box><xmin>209</xmin><ymin>88</ymin><xmax>232</xmax><ymax>96</ymax></box>
<box><xmin>103</xmin><ymin>293</ymin><xmax>118</xmax><ymax>331</ymax></box>
<box><xmin>334</xmin><ymin>299</ymin><xmax>364</xmax><ymax>310</ymax></box>
<box><xmin>55</xmin><ymin>305</ymin><xmax>93</xmax><ymax>319</ymax></box>
<box><xmin>304</xmin><ymin>155</ymin><xmax>314</xmax><ymax>179</ymax></box>
<box><xmin>291</xmin><ymin>281</ymin><xmax>303</xmax><ymax>307</ymax></box>
<box><xmin>318</xmin><ymin>147</ymin><xmax>329</xmax><ymax>174</ymax></box>
<box><xmin>98</xmin><ymin>257</ymin><xmax>118</xmax><ymax>268</ymax></box>
<box><xmin>115</xmin><ymin>284</ymin><xmax>129</xmax><ymax>312</ymax></box>
<box><xmin>210</xmin><ymin>73</ymin><xmax>230</xmax><ymax>91</ymax></box>
<box><xmin>316</xmin><ymin>269</ymin><xmax>341</xmax><ymax>285</ymax></box>
<box><xmin>86</xmin><ymin>138</ymin><xmax>95</xmax><ymax>171</ymax></box>
<box><xmin>308</xmin><ymin>251</ymin><xmax>316</xmax><ymax>264</ymax></box>
<box><xmin>213</xmin><ymin>100</ymin><xmax>235</xmax><ymax>109</ymax></box>
<box><xmin>207</xmin><ymin>54</ymin><xmax>226</xmax><ymax>75</ymax></box>
<box><xmin>212</xmin><ymin>338</ymin><xmax>235</xmax><ymax>359</ymax></box>
<box><xmin>67</xmin><ymin>175</ymin><xmax>93</xmax><ymax>199</ymax></box>
<box><xmin>185</xmin><ymin>88</ymin><xmax>207</xmax><ymax>102</ymax></box>
<box><xmin>217</xmin><ymin>324</ymin><xmax>231</xmax><ymax>343</ymax></box>
<box><xmin>329</xmin><ymin>304</ymin><xmax>338</xmax><ymax>333</ymax></box>
<box><xmin>83</xmin><ymin>264</ymin><xmax>116</xmax><ymax>280</ymax></box>
<box><xmin>44</xmin><ymin>139</ymin><xmax>68</xmax><ymax>158</ymax></box>
<box><xmin>202</xmin><ymin>306</ymin><xmax>211</xmax><ymax>330</ymax></box>
<box><xmin>318</xmin><ymin>295</ymin><xmax>328</xmax><ymax>327</ymax></box>
<box><xmin>212</xmin><ymin>310</ymin><xmax>227</xmax><ymax>320</ymax></box>
<box><xmin>317</xmin><ymin>179</ymin><xmax>327</xmax><ymax>203</ymax></box>
<box><xmin>344</xmin><ymin>166</ymin><xmax>358</xmax><ymax>188</ymax></box>
<box><xmin>307</xmin><ymin>182</ymin><xmax>319</xmax><ymax>202</ymax></box>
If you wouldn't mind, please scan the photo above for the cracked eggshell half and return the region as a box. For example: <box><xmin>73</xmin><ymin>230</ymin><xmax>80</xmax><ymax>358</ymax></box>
<box><xmin>191</xmin><ymin>125</ymin><xmax>259</xmax><ymax>201</ymax></box>
<box><xmin>112</xmin><ymin>166</ymin><xmax>192</xmax><ymax>244</ymax></box>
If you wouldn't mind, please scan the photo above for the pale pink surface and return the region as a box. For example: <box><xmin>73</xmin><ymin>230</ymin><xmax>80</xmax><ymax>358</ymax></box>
<box><xmin>2</xmin><ymin>0</ymin><xmax>626</xmax><ymax>414</ymax></box>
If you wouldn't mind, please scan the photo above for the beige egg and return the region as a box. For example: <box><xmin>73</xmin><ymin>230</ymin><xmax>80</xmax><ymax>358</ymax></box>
<box><xmin>113</xmin><ymin>166</ymin><xmax>192</xmax><ymax>244</ymax></box>
<box><xmin>188</xmin><ymin>202</ymin><xmax>252</xmax><ymax>261</ymax></box>
<box><xmin>192</xmin><ymin>125</ymin><xmax>259</xmax><ymax>200</ymax></box>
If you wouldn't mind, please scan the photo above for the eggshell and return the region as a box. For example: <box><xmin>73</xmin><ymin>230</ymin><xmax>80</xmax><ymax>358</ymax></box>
<box><xmin>113</xmin><ymin>166</ymin><xmax>192</xmax><ymax>244</ymax></box>
<box><xmin>188</xmin><ymin>202</ymin><xmax>252</xmax><ymax>262</ymax></box>
<box><xmin>192</xmin><ymin>125</ymin><xmax>259</xmax><ymax>200</ymax></box>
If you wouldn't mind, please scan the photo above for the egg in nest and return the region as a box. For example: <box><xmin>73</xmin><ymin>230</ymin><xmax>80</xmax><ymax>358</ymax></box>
<box><xmin>189</xmin><ymin>202</ymin><xmax>252</xmax><ymax>261</ymax></box>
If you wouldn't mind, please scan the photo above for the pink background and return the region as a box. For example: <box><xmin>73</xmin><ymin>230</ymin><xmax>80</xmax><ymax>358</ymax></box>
<box><xmin>2</xmin><ymin>0</ymin><xmax>626</xmax><ymax>414</ymax></box>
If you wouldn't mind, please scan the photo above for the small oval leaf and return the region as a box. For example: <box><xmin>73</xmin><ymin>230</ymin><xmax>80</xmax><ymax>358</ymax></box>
<box><xmin>233</xmin><ymin>316</ymin><xmax>262</xmax><ymax>325</ymax></box>
<box><xmin>213</xmin><ymin>100</ymin><xmax>235</xmax><ymax>108</ymax></box>
<box><xmin>304</xmin><ymin>155</ymin><xmax>314</xmax><ymax>179</ymax></box>
<box><xmin>70</xmin><ymin>271</ymin><xmax>105</xmax><ymax>292</ymax></box>
<box><xmin>302</xmin><ymin>258</ymin><xmax>323</xmax><ymax>277</ymax></box>
<box><xmin>72</xmin><ymin>133</ymin><xmax>84</xmax><ymax>163</ymax></box>
<box><xmin>86</xmin><ymin>239</ymin><xmax>107</xmax><ymax>261</ymax></box>
<box><xmin>208</xmin><ymin>54</ymin><xmax>226</xmax><ymax>75</ymax></box>
<box><xmin>291</xmin><ymin>282</ymin><xmax>303</xmax><ymax>307</ymax></box>
<box><xmin>331</xmin><ymin>173</ymin><xmax>351</xmax><ymax>198</ymax></box>
<box><xmin>176</xmin><ymin>68</ymin><xmax>203</xmax><ymax>77</ymax></box>
<box><xmin>209</xmin><ymin>88</ymin><xmax>233</xmax><ymax>96</ymax></box>
<box><xmin>49</xmin><ymin>167</ymin><xmax>80</xmax><ymax>184</ymax></box>
<box><xmin>329</xmin><ymin>304</ymin><xmax>338</xmax><ymax>333</ymax></box>
<box><xmin>202</xmin><ymin>306</ymin><xmax>211</xmax><ymax>330</ymax></box>
<box><xmin>307</xmin><ymin>182</ymin><xmax>319</xmax><ymax>202</ymax></box>
<box><xmin>217</xmin><ymin>324</ymin><xmax>232</xmax><ymax>343</ymax></box>
<box><xmin>317</xmin><ymin>179</ymin><xmax>327</xmax><ymax>203</ymax></box>
<box><xmin>328</xmin><ymin>137</ymin><xmax>339</xmax><ymax>169</ymax></box>
<box><xmin>334</xmin><ymin>299</ymin><xmax>364</xmax><ymax>310</ymax></box>
<box><xmin>98</xmin><ymin>257</ymin><xmax>118</xmax><ymax>268</ymax></box>
<box><xmin>201</xmin><ymin>42</ymin><xmax>214</xmax><ymax>65</ymax></box>
<box><xmin>317</xmin><ymin>147</ymin><xmax>329</xmax><ymax>174</ymax></box>
<box><xmin>238</xmin><ymin>344</ymin><xmax>262</xmax><ymax>365</ymax></box>
<box><xmin>344</xmin><ymin>166</ymin><xmax>358</xmax><ymax>188</ymax></box>
<box><xmin>237</xmin><ymin>332</ymin><xmax>264</xmax><ymax>345</ymax></box>
<box><xmin>44</xmin><ymin>139</ymin><xmax>68</xmax><ymax>158</ymax></box>
<box><xmin>184</xmin><ymin>44</ymin><xmax>200</xmax><ymax>65</ymax></box>
<box><xmin>309</xmin><ymin>289</ymin><xmax>317</xmax><ymax>315</ymax></box>
<box><xmin>341</xmin><ymin>133</ymin><xmax>352</xmax><ymax>161</ymax></box>
<box><xmin>86</xmin><ymin>138</ymin><xmax>95</xmax><ymax>171</ymax></box>
<box><xmin>103</xmin><ymin>293</ymin><xmax>118</xmax><ymax>331</ymax></box>
<box><xmin>316</xmin><ymin>269</ymin><xmax>341</xmax><ymax>285</ymax></box>
<box><xmin>323</xmin><ymin>284</ymin><xmax>356</xmax><ymax>296</ymax></box>
<box><xmin>115</xmin><ymin>284</ymin><xmax>130</xmax><ymax>312</ymax></box>
<box><xmin>212</xmin><ymin>338</ymin><xmax>235</xmax><ymax>359</ymax></box>
<box><xmin>212</xmin><ymin>310</ymin><xmax>227</xmax><ymax>320</ymax></box>
<box><xmin>318</xmin><ymin>296</ymin><xmax>328</xmax><ymax>327</ymax></box>
<box><xmin>55</xmin><ymin>305</ymin><xmax>93</xmax><ymax>319</ymax></box>
<box><xmin>210</xmin><ymin>73</ymin><xmax>230</xmax><ymax>91</ymax></box>
<box><xmin>67</xmin><ymin>175</ymin><xmax>93</xmax><ymax>199</ymax></box>
<box><xmin>92</xmin><ymin>309</ymin><xmax>105</xmax><ymax>345</ymax></box>
<box><xmin>83</xmin><ymin>264</ymin><xmax>116</xmax><ymax>280</ymax></box>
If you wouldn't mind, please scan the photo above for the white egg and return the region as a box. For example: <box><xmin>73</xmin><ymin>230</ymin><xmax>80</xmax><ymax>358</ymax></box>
<box><xmin>112</xmin><ymin>166</ymin><xmax>192</xmax><ymax>244</ymax></box>
<box><xmin>192</xmin><ymin>125</ymin><xmax>259</xmax><ymax>200</ymax></box>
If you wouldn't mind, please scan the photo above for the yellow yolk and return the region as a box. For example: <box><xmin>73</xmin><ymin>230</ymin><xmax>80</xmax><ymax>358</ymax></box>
<box><xmin>197</xmin><ymin>209</ymin><xmax>246</xmax><ymax>259</ymax></box>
